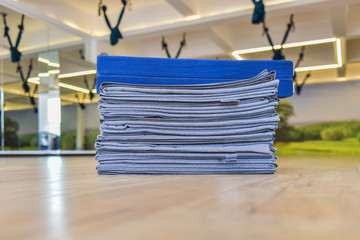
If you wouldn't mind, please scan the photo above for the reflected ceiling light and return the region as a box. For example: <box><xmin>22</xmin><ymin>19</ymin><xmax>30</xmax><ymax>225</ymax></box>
<box><xmin>48</xmin><ymin>62</ymin><xmax>60</xmax><ymax>68</ymax></box>
<box><xmin>49</xmin><ymin>69</ymin><xmax>60</xmax><ymax>75</ymax></box>
<box><xmin>37</xmin><ymin>57</ymin><xmax>50</xmax><ymax>64</ymax></box>
<box><xmin>28</xmin><ymin>70</ymin><xmax>97</xmax><ymax>93</ymax></box>
<box><xmin>185</xmin><ymin>15</ymin><xmax>200</xmax><ymax>21</ymax></box>
<box><xmin>58</xmin><ymin>83</ymin><xmax>90</xmax><ymax>93</ymax></box>
<box><xmin>59</xmin><ymin>70</ymin><xmax>96</xmax><ymax>79</ymax></box>
<box><xmin>28</xmin><ymin>77</ymin><xmax>40</xmax><ymax>84</ymax></box>
<box><xmin>232</xmin><ymin>54</ymin><xmax>244</xmax><ymax>60</ymax></box>
<box><xmin>337</xmin><ymin>77</ymin><xmax>347</xmax><ymax>82</ymax></box>
<box><xmin>39</xmin><ymin>72</ymin><xmax>50</xmax><ymax>77</ymax></box>
<box><xmin>91</xmin><ymin>89</ymin><xmax>97</xmax><ymax>94</ymax></box>
<box><xmin>294</xmin><ymin>64</ymin><xmax>339</xmax><ymax>72</ymax></box>
<box><xmin>37</xmin><ymin>57</ymin><xmax>60</xmax><ymax>68</ymax></box>
<box><xmin>28</xmin><ymin>77</ymin><xmax>90</xmax><ymax>94</ymax></box>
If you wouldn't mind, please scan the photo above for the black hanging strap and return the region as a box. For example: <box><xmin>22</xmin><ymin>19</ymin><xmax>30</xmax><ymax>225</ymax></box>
<box><xmin>79</xmin><ymin>49</ymin><xmax>85</xmax><ymax>60</ymax></box>
<box><xmin>293</xmin><ymin>46</ymin><xmax>309</xmax><ymax>95</ymax></box>
<box><xmin>28</xmin><ymin>85</ymin><xmax>38</xmax><ymax>114</ymax></box>
<box><xmin>162</xmin><ymin>33</ymin><xmax>187</xmax><ymax>59</ymax></box>
<box><xmin>84</xmin><ymin>76</ymin><xmax>95</xmax><ymax>100</ymax></box>
<box><xmin>16</xmin><ymin>63</ymin><xmax>29</xmax><ymax>93</ymax></box>
<box><xmin>262</xmin><ymin>22</ymin><xmax>284</xmax><ymax>60</ymax></box>
<box><xmin>251</xmin><ymin>0</ymin><xmax>265</xmax><ymax>24</ymax></box>
<box><xmin>25</xmin><ymin>59</ymin><xmax>33</xmax><ymax>82</ymax></box>
<box><xmin>16</xmin><ymin>59</ymin><xmax>33</xmax><ymax>93</ymax></box>
<box><xmin>295</xmin><ymin>72</ymin><xmax>311</xmax><ymax>95</ymax></box>
<box><xmin>75</xmin><ymin>93</ymin><xmax>86</xmax><ymax>110</ymax></box>
<box><xmin>2</xmin><ymin>13</ymin><xmax>25</xmax><ymax>63</ymax></box>
<box><xmin>294</xmin><ymin>46</ymin><xmax>305</xmax><ymax>69</ymax></box>
<box><xmin>262</xmin><ymin>14</ymin><xmax>294</xmax><ymax>60</ymax></box>
<box><xmin>293</xmin><ymin>46</ymin><xmax>305</xmax><ymax>82</ymax></box>
<box><xmin>91</xmin><ymin>77</ymin><xmax>97</xmax><ymax>92</ymax></box>
<box><xmin>98</xmin><ymin>0</ymin><xmax>103</xmax><ymax>16</ymax></box>
<box><xmin>262</xmin><ymin>22</ymin><xmax>275</xmax><ymax>49</ymax></box>
<box><xmin>281</xmin><ymin>14</ymin><xmax>295</xmax><ymax>46</ymax></box>
<box><xmin>162</xmin><ymin>36</ymin><xmax>171</xmax><ymax>58</ymax></box>
<box><xmin>101</xmin><ymin>0</ymin><xmax>127</xmax><ymax>45</ymax></box>
<box><xmin>175</xmin><ymin>33</ymin><xmax>186</xmax><ymax>58</ymax></box>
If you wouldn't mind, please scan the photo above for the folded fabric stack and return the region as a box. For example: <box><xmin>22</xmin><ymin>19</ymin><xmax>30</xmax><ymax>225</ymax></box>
<box><xmin>95</xmin><ymin>56</ymin><xmax>293</xmax><ymax>174</ymax></box>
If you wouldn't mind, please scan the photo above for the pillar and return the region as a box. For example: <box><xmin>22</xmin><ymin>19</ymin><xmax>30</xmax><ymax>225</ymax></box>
<box><xmin>38</xmin><ymin>51</ymin><xmax>61</xmax><ymax>150</ymax></box>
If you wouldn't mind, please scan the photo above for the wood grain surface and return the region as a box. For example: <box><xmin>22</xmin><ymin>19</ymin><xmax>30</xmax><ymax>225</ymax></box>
<box><xmin>0</xmin><ymin>156</ymin><xmax>359</xmax><ymax>240</ymax></box>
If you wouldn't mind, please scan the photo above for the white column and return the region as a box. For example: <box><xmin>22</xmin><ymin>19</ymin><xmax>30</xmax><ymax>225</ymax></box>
<box><xmin>76</xmin><ymin>105</ymin><xmax>85</xmax><ymax>150</ymax></box>
<box><xmin>84</xmin><ymin>38</ymin><xmax>111</xmax><ymax>64</ymax></box>
<box><xmin>38</xmin><ymin>51</ymin><xmax>61</xmax><ymax>150</ymax></box>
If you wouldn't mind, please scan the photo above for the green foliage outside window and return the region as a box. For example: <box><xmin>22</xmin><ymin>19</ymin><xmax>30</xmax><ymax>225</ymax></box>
<box><xmin>0</xmin><ymin>115</ymin><xmax>19</xmax><ymax>149</ymax></box>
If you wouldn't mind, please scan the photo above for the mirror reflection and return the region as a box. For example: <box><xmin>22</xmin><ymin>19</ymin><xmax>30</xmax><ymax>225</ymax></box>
<box><xmin>0</xmin><ymin>6</ymin><xmax>98</xmax><ymax>151</ymax></box>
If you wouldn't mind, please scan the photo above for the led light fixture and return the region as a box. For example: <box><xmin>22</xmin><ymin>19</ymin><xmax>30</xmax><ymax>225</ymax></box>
<box><xmin>59</xmin><ymin>70</ymin><xmax>97</xmax><ymax>79</ymax></box>
<box><xmin>49</xmin><ymin>69</ymin><xmax>60</xmax><ymax>75</ymax></box>
<box><xmin>28</xmin><ymin>70</ymin><xmax>97</xmax><ymax>93</ymax></box>
<box><xmin>58</xmin><ymin>83</ymin><xmax>90</xmax><ymax>93</ymax></box>
<box><xmin>232</xmin><ymin>38</ymin><xmax>342</xmax><ymax>72</ymax></box>
<box><xmin>185</xmin><ymin>15</ymin><xmax>200</xmax><ymax>21</ymax></box>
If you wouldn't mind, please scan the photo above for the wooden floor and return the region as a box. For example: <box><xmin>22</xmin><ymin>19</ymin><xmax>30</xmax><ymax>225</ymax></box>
<box><xmin>1</xmin><ymin>156</ymin><xmax>360</xmax><ymax>240</ymax></box>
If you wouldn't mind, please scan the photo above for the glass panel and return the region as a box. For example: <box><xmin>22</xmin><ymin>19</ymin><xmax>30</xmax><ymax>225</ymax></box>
<box><xmin>59</xmin><ymin>48</ymin><xmax>97</xmax><ymax>151</ymax></box>
<box><xmin>0</xmin><ymin>6</ymin><xmax>96</xmax><ymax>152</ymax></box>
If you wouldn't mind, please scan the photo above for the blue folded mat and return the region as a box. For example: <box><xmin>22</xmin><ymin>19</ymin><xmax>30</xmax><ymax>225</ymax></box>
<box><xmin>96</xmin><ymin>56</ymin><xmax>294</xmax><ymax>98</ymax></box>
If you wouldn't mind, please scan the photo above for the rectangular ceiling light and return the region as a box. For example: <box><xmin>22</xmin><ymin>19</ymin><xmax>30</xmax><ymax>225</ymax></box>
<box><xmin>37</xmin><ymin>57</ymin><xmax>50</xmax><ymax>64</ymax></box>
<box><xmin>294</xmin><ymin>64</ymin><xmax>339</xmax><ymax>72</ymax></box>
<box><xmin>49</xmin><ymin>69</ymin><xmax>60</xmax><ymax>75</ymax></box>
<box><xmin>28</xmin><ymin>70</ymin><xmax>97</xmax><ymax>93</ymax></box>
<box><xmin>336</xmin><ymin>38</ymin><xmax>343</xmax><ymax>67</ymax></box>
<box><xmin>232</xmin><ymin>38</ymin><xmax>342</xmax><ymax>72</ymax></box>
<box><xmin>28</xmin><ymin>78</ymin><xmax>90</xmax><ymax>94</ymax></box>
<box><xmin>282</xmin><ymin>38</ymin><xmax>337</xmax><ymax>49</ymax></box>
<box><xmin>48</xmin><ymin>62</ymin><xmax>60</xmax><ymax>68</ymax></box>
<box><xmin>232</xmin><ymin>38</ymin><xmax>337</xmax><ymax>57</ymax></box>
<box><xmin>59</xmin><ymin>70</ymin><xmax>96</xmax><ymax>79</ymax></box>
<box><xmin>28</xmin><ymin>77</ymin><xmax>40</xmax><ymax>84</ymax></box>
<box><xmin>38</xmin><ymin>57</ymin><xmax>60</xmax><ymax>68</ymax></box>
<box><xmin>58</xmin><ymin>83</ymin><xmax>90</xmax><ymax>93</ymax></box>
<box><xmin>38</xmin><ymin>72</ymin><xmax>50</xmax><ymax>77</ymax></box>
<box><xmin>233</xmin><ymin>46</ymin><xmax>273</xmax><ymax>56</ymax></box>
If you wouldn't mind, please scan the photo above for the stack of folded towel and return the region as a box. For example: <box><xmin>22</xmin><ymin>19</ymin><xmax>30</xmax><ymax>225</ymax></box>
<box><xmin>95</xmin><ymin>56</ymin><xmax>293</xmax><ymax>174</ymax></box>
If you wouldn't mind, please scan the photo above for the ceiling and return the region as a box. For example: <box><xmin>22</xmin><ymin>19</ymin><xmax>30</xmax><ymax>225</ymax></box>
<box><xmin>0</xmin><ymin>0</ymin><xmax>360</xmax><ymax>111</ymax></box>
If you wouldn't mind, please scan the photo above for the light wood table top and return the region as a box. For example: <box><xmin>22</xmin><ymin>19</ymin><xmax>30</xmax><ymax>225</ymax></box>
<box><xmin>0</xmin><ymin>155</ymin><xmax>359</xmax><ymax>240</ymax></box>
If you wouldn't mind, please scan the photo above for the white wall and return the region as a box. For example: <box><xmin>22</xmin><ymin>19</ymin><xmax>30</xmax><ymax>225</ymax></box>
<box><xmin>286</xmin><ymin>80</ymin><xmax>360</xmax><ymax>125</ymax></box>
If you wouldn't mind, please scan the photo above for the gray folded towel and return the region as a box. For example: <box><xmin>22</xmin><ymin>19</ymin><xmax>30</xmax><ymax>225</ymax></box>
<box><xmin>95</xmin><ymin>70</ymin><xmax>280</xmax><ymax>174</ymax></box>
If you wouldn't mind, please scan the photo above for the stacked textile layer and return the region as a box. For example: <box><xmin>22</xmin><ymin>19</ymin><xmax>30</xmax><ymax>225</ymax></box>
<box><xmin>95</xmin><ymin>70</ymin><xmax>281</xmax><ymax>174</ymax></box>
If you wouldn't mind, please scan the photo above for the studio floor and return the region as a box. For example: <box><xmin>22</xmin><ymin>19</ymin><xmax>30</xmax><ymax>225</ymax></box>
<box><xmin>1</xmin><ymin>155</ymin><xmax>359</xmax><ymax>240</ymax></box>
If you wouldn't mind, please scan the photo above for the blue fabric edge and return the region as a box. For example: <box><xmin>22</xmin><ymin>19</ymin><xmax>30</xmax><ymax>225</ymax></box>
<box><xmin>96</xmin><ymin>55</ymin><xmax>294</xmax><ymax>98</ymax></box>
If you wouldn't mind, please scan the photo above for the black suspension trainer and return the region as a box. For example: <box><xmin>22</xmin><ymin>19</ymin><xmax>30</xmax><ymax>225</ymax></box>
<box><xmin>161</xmin><ymin>33</ymin><xmax>187</xmax><ymax>59</ymax></box>
<box><xmin>16</xmin><ymin>59</ymin><xmax>33</xmax><ymax>93</ymax></box>
<box><xmin>2</xmin><ymin>13</ymin><xmax>25</xmax><ymax>63</ymax></box>
<box><xmin>262</xmin><ymin>14</ymin><xmax>295</xmax><ymax>60</ymax></box>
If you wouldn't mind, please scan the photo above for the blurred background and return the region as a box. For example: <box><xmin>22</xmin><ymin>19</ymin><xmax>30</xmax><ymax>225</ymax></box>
<box><xmin>0</xmin><ymin>0</ymin><xmax>359</xmax><ymax>155</ymax></box>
